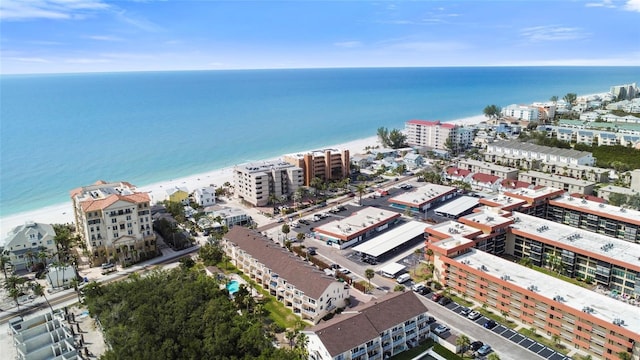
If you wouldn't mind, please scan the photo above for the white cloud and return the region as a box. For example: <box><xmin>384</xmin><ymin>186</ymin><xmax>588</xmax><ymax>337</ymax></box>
<box><xmin>382</xmin><ymin>40</ymin><xmax>467</xmax><ymax>52</ymax></box>
<box><xmin>8</xmin><ymin>57</ymin><xmax>50</xmax><ymax>63</ymax></box>
<box><xmin>64</xmin><ymin>58</ymin><xmax>111</xmax><ymax>64</ymax></box>
<box><xmin>334</xmin><ymin>41</ymin><xmax>363</xmax><ymax>48</ymax></box>
<box><xmin>86</xmin><ymin>35</ymin><xmax>123</xmax><ymax>42</ymax></box>
<box><xmin>0</xmin><ymin>0</ymin><xmax>109</xmax><ymax>21</ymax></box>
<box><xmin>585</xmin><ymin>0</ymin><xmax>615</xmax><ymax>8</ymax></box>
<box><xmin>520</xmin><ymin>25</ymin><xmax>588</xmax><ymax>42</ymax></box>
<box><xmin>624</xmin><ymin>0</ymin><xmax>640</xmax><ymax>12</ymax></box>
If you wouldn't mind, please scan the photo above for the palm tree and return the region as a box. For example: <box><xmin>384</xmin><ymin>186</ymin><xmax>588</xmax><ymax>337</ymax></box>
<box><xmin>70</xmin><ymin>277</ymin><xmax>82</xmax><ymax>303</ymax></box>
<box><xmin>0</xmin><ymin>254</ymin><xmax>11</xmax><ymax>280</ymax></box>
<box><xmin>4</xmin><ymin>275</ymin><xmax>27</xmax><ymax>309</ymax></box>
<box><xmin>355</xmin><ymin>183</ymin><xmax>367</xmax><ymax>205</ymax></box>
<box><xmin>487</xmin><ymin>353</ymin><xmax>501</xmax><ymax>360</ymax></box>
<box><xmin>456</xmin><ymin>334</ymin><xmax>470</xmax><ymax>354</ymax></box>
<box><xmin>413</xmin><ymin>248</ymin><xmax>424</xmax><ymax>276</ymax></box>
<box><xmin>425</xmin><ymin>248</ymin><xmax>433</xmax><ymax>263</ymax></box>
<box><xmin>365</xmin><ymin>268</ymin><xmax>375</xmax><ymax>293</ymax></box>
<box><xmin>31</xmin><ymin>281</ymin><xmax>54</xmax><ymax>313</ymax></box>
<box><xmin>617</xmin><ymin>352</ymin><xmax>631</xmax><ymax>360</ymax></box>
<box><xmin>295</xmin><ymin>332</ymin><xmax>309</xmax><ymax>358</ymax></box>
<box><xmin>551</xmin><ymin>333</ymin><xmax>561</xmax><ymax>348</ymax></box>
<box><xmin>285</xmin><ymin>329</ymin><xmax>297</xmax><ymax>349</ymax></box>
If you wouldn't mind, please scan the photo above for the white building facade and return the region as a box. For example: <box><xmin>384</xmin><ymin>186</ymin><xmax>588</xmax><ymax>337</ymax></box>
<box><xmin>2</xmin><ymin>222</ymin><xmax>57</xmax><ymax>271</ymax></box>
<box><xmin>234</xmin><ymin>160</ymin><xmax>303</xmax><ymax>207</ymax></box>
<box><xmin>405</xmin><ymin>120</ymin><xmax>471</xmax><ymax>151</ymax></box>
<box><xmin>193</xmin><ymin>185</ymin><xmax>216</xmax><ymax>207</ymax></box>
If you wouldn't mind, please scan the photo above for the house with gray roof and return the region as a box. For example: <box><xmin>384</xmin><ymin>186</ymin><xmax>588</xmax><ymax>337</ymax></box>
<box><xmin>222</xmin><ymin>227</ymin><xmax>348</xmax><ymax>324</ymax></box>
<box><xmin>2</xmin><ymin>222</ymin><xmax>57</xmax><ymax>271</ymax></box>
<box><xmin>304</xmin><ymin>291</ymin><xmax>431</xmax><ymax>360</ymax></box>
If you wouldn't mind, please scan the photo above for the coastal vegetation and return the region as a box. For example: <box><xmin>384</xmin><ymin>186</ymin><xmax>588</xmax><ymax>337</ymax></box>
<box><xmin>483</xmin><ymin>104</ymin><xmax>501</xmax><ymax>120</ymax></box>
<box><xmin>83</xmin><ymin>267</ymin><xmax>306</xmax><ymax>360</ymax></box>
<box><xmin>377</xmin><ymin>127</ymin><xmax>407</xmax><ymax>149</ymax></box>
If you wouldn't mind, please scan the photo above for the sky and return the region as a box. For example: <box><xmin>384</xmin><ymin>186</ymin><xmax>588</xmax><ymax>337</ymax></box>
<box><xmin>1</xmin><ymin>0</ymin><xmax>639</xmax><ymax>74</ymax></box>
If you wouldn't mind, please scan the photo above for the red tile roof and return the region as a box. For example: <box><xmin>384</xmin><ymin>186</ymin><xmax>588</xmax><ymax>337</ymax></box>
<box><xmin>472</xmin><ymin>173</ymin><xmax>500</xmax><ymax>184</ymax></box>
<box><xmin>447</xmin><ymin>167</ymin><xmax>472</xmax><ymax>177</ymax></box>
<box><xmin>500</xmin><ymin>179</ymin><xmax>531</xmax><ymax>189</ymax></box>
<box><xmin>406</xmin><ymin>119</ymin><xmax>456</xmax><ymax>129</ymax></box>
<box><xmin>80</xmin><ymin>193</ymin><xmax>150</xmax><ymax>212</ymax></box>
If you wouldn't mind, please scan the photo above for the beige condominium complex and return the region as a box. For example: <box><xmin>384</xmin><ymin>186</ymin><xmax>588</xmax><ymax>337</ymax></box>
<box><xmin>283</xmin><ymin>148</ymin><xmax>350</xmax><ymax>186</ymax></box>
<box><xmin>70</xmin><ymin>180</ymin><xmax>156</xmax><ymax>266</ymax></box>
<box><xmin>234</xmin><ymin>160</ymin><xmax>303</xmax><ymax>207</ymax></box>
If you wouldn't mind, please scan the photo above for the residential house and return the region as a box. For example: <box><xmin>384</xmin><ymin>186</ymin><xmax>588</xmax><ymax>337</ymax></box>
<box><xmin>203</xmin><ymin>205</ymin><xmax>252</xmax><ymax>228</ymax></box>
<box><xmin>403</xmin><ymin>153</ymin><xmax>424</xmax><ymax>169</ymax></box>
<box><xmin>193</xmin><ymin>185</ymin><xmax>216</xmax><ymax>207</ymax></box>
<box><xmin>2</xmin><ymin>222</ymin><xmax>57</xmax><ymax>271</ymax></box>
<box><xmin>222</xmin><ymin>227</ymin><xmax>348</xmax><ymax>323</ymax></box>
<box><xmin>304</xmin><ymin>291</ymin><xmax>431</xmax><ymax>360</ymax></box>
<box><xmin>165</xmin><ymin>186</ymin><xmax>189</xmax><ymax>205</ymax></box>
<box><xmin>469</xmin><ymin>173</ymin><xmax>501</xmax><ymax>192</ymax></box>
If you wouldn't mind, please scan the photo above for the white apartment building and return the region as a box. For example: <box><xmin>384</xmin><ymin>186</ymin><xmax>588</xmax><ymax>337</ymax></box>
<box><xmin>2</xmin><ymin>222</ymin><xmax>57</xmax><ymax>271</ymax></box>
<box><xmin>193</xmin><ymin>185</ymin><xmax>216</xmax><ymax>207</ymax></box>
<box><xmin>518</xmin><ymin>170</ymin><xmax>596</xmax><ymax>195</ymax></box>
<box><xmin>485</xmin><ymin>141</ymin><xmax>595</xmax><ymax>168</ymax></box>
<box><xmin>70</xmin><ymin>180</ymin><xmax>156</xmax><ymax>266</ymax></box>
<box><xmin>223</xmin><ymin>227</ymin><xmax>348</xmax><ymax>324</ymax></box>
<box><xmin>234</xmin><ymin>160</ymin><xmax>303</xmax><ymax>207</ymax></box>
<box><xmin>501</xmin><ymin>104</ymin><xmax>540</xmax><ymax>121</ymax></box>
<box><xmin>405</xmin><ymin>120</ymin><xmax>471</xmax><ymax>151</ymax></box>
<box><xmin>304</xmin><ymin>291</ymin><xmax>431</xmax><ymax>360</ymax></box>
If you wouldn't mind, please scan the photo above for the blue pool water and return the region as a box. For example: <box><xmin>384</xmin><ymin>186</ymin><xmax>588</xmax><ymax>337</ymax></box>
<box><xmin>226</xmin><ymin>280</ymin><xmax>240</xmax><ymax>294</ymax></box>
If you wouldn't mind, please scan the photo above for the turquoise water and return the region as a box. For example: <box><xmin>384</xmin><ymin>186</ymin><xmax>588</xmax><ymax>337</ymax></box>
<box><xmin>1</xmin><ymin>67</ymin><xmax>639</xmax><ymax>217</ymax></box>
<box><xmin>226</xmin><ymin>280</ymin><xmax>240</xmax><ymax>294</ymax></box>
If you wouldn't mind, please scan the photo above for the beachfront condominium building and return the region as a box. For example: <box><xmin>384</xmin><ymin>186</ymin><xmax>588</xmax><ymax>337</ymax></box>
<box><xmin>283</xmin><ymin>148</ymin><xmax>350</xmax><ymax>186</ymax></box>
<box><xmin>222</xmin><ymin>227</ymin><xmax>348</xmax><ymax>324</ymax></box>
<box><xmin>611</xmin><ymin>83</ymin><xmax>639</xmax><ymax>100</ymax></box>
<box><xmin>501</xmin><ymin>104</ymin><xmax>540</xmax><ymax>121</ymax></box>
<box><xmin>233</xmin><ymin>160</ymin><xmax>303</xmax><ymax>207</ymax></box>
<box><xmin>2</xmin><ymin>222</ymin><xmax>57</xmax><ymax>271</ymax></box>
<box><xmin>404</xmin><ymin>120</ymin><xmax>472</xmax><ymax>151</ymax></box>
<box><xmin>70</xmin><ymin>180</ymin><xmax>156</xmax><ymax>266</ymax></box>
<box><xmin>303</xmin><ymin>291</ymin><xmax>431</xmax><ymax>360</ymax></box>
<box><xmin>428</xmin><ymin>240</ymin><xmax>639</xmax><ymax>360</ymax></box>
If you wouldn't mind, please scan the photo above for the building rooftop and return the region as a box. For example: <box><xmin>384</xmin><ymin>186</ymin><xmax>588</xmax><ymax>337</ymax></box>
<box><xmin>351</xmin><ymin>221</ymin><xmax>426</xmax><ymax>257</ymax></box>
<box><xmin>314</xmin><ymin>207</ymin><xmax>401</xmax><ymax>240</ymax></box>
<box><xmin>389</xmin><ymin>183</ymin><xmax>457</xmax><ymax>207</ymax></box>
<box><xmin>284</xmin><ymin>148</ymin><xmax>346</xmax><ymax>159</ymax></box>
<box><xmin>455</xmin><ymin>249</ymin><xmax>640</xmax><ymax>335</ymax></box>
<box><xmin>511</xmin><ymin>212</ymin><xmax>640</xmax><ymax>271</ymax></box>
<box><xmin>480</xmin><ymin>194</ymin><xmax>527</xmax><ymax>209</ymax></box>
<box><xmin>519</xmin><ymin>171</ymin><xmax>596</xmax><ymax>187</ymax></box>
<box><xmin>235</xmin><ymin>160</ymin><xmax>298</xmax><ymax>174</ymax></box>
<box><xmin>458</xmin><ymin>159</ymin><xmax>518</xmax><ymax>173</ymax></box>
<box><xmin>427</xmin><ymin>220</ymin><xmax>482</xmax><ymax>238</ymax></box>
<box><xmin>544</xmin><ymin>162</ymin><xmax>609</xmax><ymax>173</ymax></box>
<box><xmin>489</xmin><ymin>141</ymin><xmax>592</xmax><ymax>159</ymax></box>
<box><xmin>434</xmin><ymin>235</ymin><xmax>474</xmax><ymax>251</ymax></box>
<box><xmin>599</xmin><ymin>185</ymin><xmax>639</xmax><ymax>196</ymax></box>
<box><xmin>224</xmin><ymin>227</ymin><xmax>338</xmax><ymax>299</ymax></box>
<box><xmin>462</xmin><ymin>210</ymin><xmax>513</xmax><ymax>228</ymax></box>
<box><xmin>306</xmin><ymin>291</ymin><xmax>428</xmax><ymax>357</ymax></box>
<box><xmin>504</xmin><ymin>186</ymin><xmax>564</xmax><ymax>201</ymax></box>
<box><xmin>406</xmin><ymin>119</ymin><xmax>456</xmax><ymax>129</ymax></box>
<box><xmin>433</xmin><ymin>196</ymin><xmax>480</xmax><ymax>218</ymax></box>
<box><xmin>549</xmin><ymin>195</ymin><xmax>640</xmax><ymax>226</ymax></box>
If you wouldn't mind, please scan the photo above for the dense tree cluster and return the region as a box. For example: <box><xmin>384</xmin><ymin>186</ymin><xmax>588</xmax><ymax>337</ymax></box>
<box><xmin>84</xmin><ymin>268</ymin><xmax>304</xmax><ymax>360</ymax></box>
<box><xmin>376</xmin><ymin>127</ymin><xmax>407</xmax><ymax>149</ymax></box>
<box><xmin>574</xmin><ymin>143</ymin><xmax>640</xmax><ymax>171</ymax></box>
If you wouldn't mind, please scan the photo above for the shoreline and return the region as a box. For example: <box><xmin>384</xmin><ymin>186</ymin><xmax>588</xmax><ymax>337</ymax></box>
<box><xmin>0</xmin><ymin>114</ymin><xmax>486</xmax><ymax>243</ymax></box>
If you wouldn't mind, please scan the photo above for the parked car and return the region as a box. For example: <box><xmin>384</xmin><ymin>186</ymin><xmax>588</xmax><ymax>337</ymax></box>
<box><xmin>338</xmin><ymin>268</ymin><xmax>351</xmax><ymax>275</ymax></box>
<box><xmin>476</xmin><ymin>344</ymin><xmax>492</xmax><ymax>356</ymax></box>
<box><xmin>438</xmin><ymin>297</ymin><xmax>451</xmax><ymax>306</ymax></box>
<box><xmin>433</xmin><ymin>325</ymin><xmax>449</xmax><ymax>335</ymax></box>
<box><xmin>467</xmin><ymin>310</ymin><xmax>482</xmax><ymax>320</ymax></box>
<box><xmin>426</xmin><ymin>316</ymin><xmax>436</xmax><ymax>324</ymax></box>
<box><xmin>484</xmin><ymin>320</ymin><xmax>497</xmax><ymax>329</ymax></box>
<box><xmin>412</xmin><ymin>284</ymin><xmax>426</xmax><ymax>293</ymax></box>
<box><xmin>307</xmin><ymin>247</ymin><xmax>317</xmax><ymax>256</ymax></box>
<box><xmin>431</xmin><ymin>293</ymin><xmax>443</xmax><ymax>302</ymax></box>
<box><xmin>459</xmin><ymin>307</ymin><xmax>471</xmax><ymax>316</ymax></box>
<box><xmin>330</xmin><ymin>263</ymin><xmax>341</xmax><ymax>269</ymax></box>
<box><xmin>470</xmin><ymin>341</ymin><xmax>484</xmax><ymax>351</ymax></box>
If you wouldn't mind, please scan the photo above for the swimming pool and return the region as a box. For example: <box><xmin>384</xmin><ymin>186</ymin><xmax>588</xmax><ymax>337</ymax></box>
<box><xmin>226</xmin><ymin>280</ymin><xmax>240</xmax><ymax>294</ymax></box>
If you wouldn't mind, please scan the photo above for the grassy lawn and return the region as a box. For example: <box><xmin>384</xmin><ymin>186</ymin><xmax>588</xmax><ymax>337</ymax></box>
<box><xmin>409</xmin><ymin>263</ymin><xmax>434</xmax><ymax>283</ymax></box>
<box><xmin>390</xmin><ymin>339</ymin><xmax>435</xmax><ymax>360</ymax></box>
<box><xmin>477</xmin><ymin>308</ymin><xmax>518</xmax><ymax>329</ymax></box>
<box><xmin>449</xmin><ymin>294</ymin><xmax>473</xmax><ymax>308</ymax></box>
<box><xmin>519</xmin><ymin>328</ymin><xmax>569</xmax><ymax>355</ymax></box>
<box><xmin>432</xmin><ymin>344</ymin><xmax>465</xmax><ymax>360</ymax></box>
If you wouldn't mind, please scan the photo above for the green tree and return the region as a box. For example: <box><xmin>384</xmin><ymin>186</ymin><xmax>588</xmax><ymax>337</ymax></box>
<box><xmin>551</xmin><ymin>333</ymin><xmax>561</xmax><ymax>347</ymax></box>
<box><xmin>281</xmin><ymin>224</ymin><xmax>291</xmax><ymax>239</ymax></box>
<box><xmin>199</xmin><ymin>243</ymin><xmax>224</xmax><ymax>266</ymax></box>
<box><xmin>608</xmin><ymin>192</ymin><xmax>628</xmax><ymax>207</ymax></box>
<box><xmin>456</xmin><ymin>334</ymin><xmax>470</xmax><ymax>354</ymax></box>
<box><xmin>387</xmin><ymin>129</ymin><xmax>407</xmax><ymax>149</ymax></box>
<box><xmin>487</xmin><ymin>353</ymin><xmax>501</xmax><ymax>360</ymax></box>
<box><xmin>377</xmin><ymin>127</ymin><xmax>390</xmax><ymax>147</ymax></box>
<box><xmin>365</xmin><ymin>268</ymin><xmax>375</xmax><ymax>293</ymax></box>
<box><xmin>0</xmin><ymin>254</ymin><xmax>11</xmax><ymax>280</ymax></box>
<box><xmin>356</xmin><ymin>183</ymin><xmax>367</xmax><ymax>205</ymax></box>
<box><xmin>393</xmin><ymin>284</ymin><xmax>406</xmax><ymax>292</ymax></box>
<box><xmin>483</xmin><ymin>104</ymin><xmax>502</xmax><ymax>120</ymax></box>
<box><xmin>563</xmin><ymin>93</ymin><xmax>577</xmax><ymax>106</ymax></box>
<box><xmin>3</xmin><ymin>275</ymin><xmax>27</xmax><ymax>309</ymax></box>
<box><xmin>617</xmin><ymin>351</ymin><xmax>631</xmax><ymax>360</ymax></box>
<box><xmin>30</xmin><ymin>281</ymin><xmax>54</xmax><ymax>313</ymax></box>
<box><xmin>444</xmin><ymin>137</ymin><xmax>458</xmax><ymax>156</ymax></box>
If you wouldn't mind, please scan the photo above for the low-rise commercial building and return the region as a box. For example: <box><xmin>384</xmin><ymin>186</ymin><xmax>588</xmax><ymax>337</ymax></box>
<box><xmin>518</xmin><ymin>171</ymin><xmax>596</xmax><ymax>195</ymax></box>
<box><xmin>351</xmin><ymin>221</ymin><xmax>426</xmax><ymax>261</ymax></box>
<box><xmin>222</xmin><ymin>227</ymin><xmax>348</xmax><ymax>323</ymax></box>
<box><xmin>233</xmin><ymin>160</ymin><xmax>303</xmax><ymax>207</ymax></box>
<box><xmin>314</xmin><ymin>207</ymin><xmax>401</xmax><ymax>249</ymax></box>
<box><xmin>304</xmin><ymin>291</ymin><xmax>431</xmax><ymax>360</ymax></box>
<box><xmin>283</xmin><ymin>148</ymin><xmax>350</xmax><ymax>186</ymax></box>
<box><xmin>388</xmin><ymin>183</ymin><xmax>457</xmax><ymax>213</ymax></box>
<box><xmin>2</xmin><ymin>222</ymin><xmax>57</xmax><ymax>271</ymax></box>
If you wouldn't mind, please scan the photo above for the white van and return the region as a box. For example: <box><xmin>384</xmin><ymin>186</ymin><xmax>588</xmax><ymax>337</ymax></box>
<box><xmin>396</xmin><ymin>273</ymin><xmax>411</xmax><ymax>284</ymax></box>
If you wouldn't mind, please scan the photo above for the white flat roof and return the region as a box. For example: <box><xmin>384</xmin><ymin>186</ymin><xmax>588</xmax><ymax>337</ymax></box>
<box><xmin>520</xmin><ymin>171</ymin><xmax>596</xmax><ymax>186</ymax></box>
<box><xmin>482</xmin><ymin>194</ymin><xmax>527</xmax><ymax>208</ymax></box>
<box><xmin>459</xmin><ymin>159</ymin><xmax>518</xmax><ymax>173</ymax></box>
<box><xmin>456</xmin><ymin>249</ymin><xmax>640</xmax><ymax>335</ymax></box>
<box><xmin>550</xmin><ymin>195</ymin><xmax>640</xmax><ymax>225</ymax></box>
<box><xmin>314</xmin><ymin>207</ymin><xmax>400</xmax><ymax>239</ymax></box>
<box><xmin>505</xmin><ymin>186</ymin><xmax>563</xmax><ymax>199</ymax></box>
<box><xmin>512</xmin><ymin>212</ymin><xmax>640</xmax><ymax>268</ymax></box>
<box><xmin>389</xmin><ymin>183</ymin><xmax>456</xmax><ymax>206</ymax></box>
<box><xmin>428</xmin><ymin>221</ymin><xmax>481</xmax><ymax>237</ymax></box>
<box><xmin>378</xmin><ymin>262</ymin><xmax>406</xmax><ymax>275</ymax></box>
<box><xmin>433</xmin><ymin>196</ymin><xmax>480</xmax><ymax>217</ymax></box>
<box><xmin>351</xmin><ymin>221</ymin><xmax>426</xmax><ymax>257</ymax></box>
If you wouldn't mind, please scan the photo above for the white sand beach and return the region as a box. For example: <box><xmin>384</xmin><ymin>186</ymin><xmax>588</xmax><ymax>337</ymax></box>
<box><xmin>0</xmin><ymin>114</ymin><xmax>486</xmax><ymax>243</ymax></box>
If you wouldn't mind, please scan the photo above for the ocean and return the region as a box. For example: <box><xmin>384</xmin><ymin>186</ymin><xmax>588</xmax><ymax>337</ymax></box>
<box><xmin>1</xmin><ymin>67</ymin><xmax>639</xmax><ymax>217</ymax></box>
